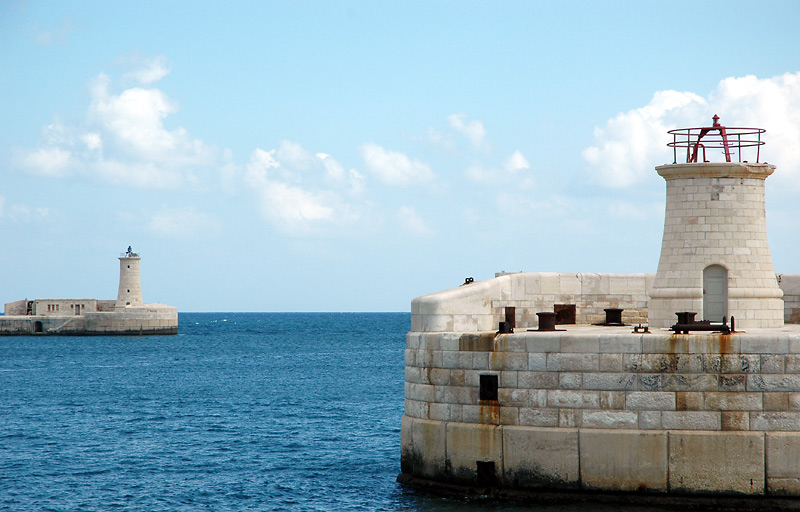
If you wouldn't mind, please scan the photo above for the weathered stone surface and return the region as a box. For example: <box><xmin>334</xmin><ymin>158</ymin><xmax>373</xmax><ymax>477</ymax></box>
<box><xmin>580</xmin><ymin>430</ymin><xmax>667</xmax><ymax>492</ymax></box>
<box><xmin>547</xmin><ymin>390</ymin><xmax>598</xmax><ymax>409</ymax></box>
<box><xmin>626</xmin><ymin>392</ymin><xmax>675</xmax><ymax>411</ymax></box>
<box><xmin>581</xmin><ymin>411</ymin><xmax>638</xmax><ymax>429</ymax></box>
<box><xmin>661</xmin><ymin>411</ymin><xmax>720</xmax><ymax>430</ymax></box>
<box><xmin>599</xmin><ymin>391</ymin><xmax>625</xmax><ymax>410</ymax></box>
<box><xmin>676</xmin><ymin>392</ymin><xmax>704</xmax><ymax>411</ymax></box>
<box><xmin>517</xmin><ymin>371</ymin><xmax>558</xmax><ymax>389</ymax></box>
<box><xmin>766</xmin><ymin>432</ymin><xmax>800</xmax><ymax>481</ymax></box>
<box><xmin>639</xmin><ymin>411</ymin><xmax>662</xmax><ymax>429</ymax></box>
<box><xmin>582</xmin><ymin>373</ymin><xmax>637</xmax><ymax>391</ymax></box>
<box><xmin>751</xmin><ymin>412</ymin><xmax>800</xmax><ymax>431</ymax></box>
<box><xmin>558</xmin><ymin>372</ymin><xmax>582</xmax><ymax>390</ymax></box>
<box><xmin>546</xmin><ymin>353</ymin><xmax>598</xmax><ymax>372</ymax></box>
<box><xmin>721</xmin><ymin>411</ymin><xmax>750</xmax><ymax>431</ymax></box>
<box><xmin>403</xmin><ymin>309</ymin><xmax>800</xmax><ymax>499</ymax></box>
<box><xmin>503</xmin><ymin>427</ymin><xmax>579</xmax><ymax>489</ymax></box>
<box><xmin>445</xmin><ymin>422</ymin><xmax>503</xmax><ymax>483</ymax></box>
<box><xmin>599</xmin><ymin>353</ymin><xmax>623</xmax><ymax>372</ymax></box>
<box><xmin>401</xmin><ymin>416</ymin><xmax>447</xmax><ymax>479</ymax></box>
<box><xmin>519</xmin><ymin>408</ymin><xmax>558</xmax><ymax>427</ymax></box>
<box><xmin>669</xmin><ymin>431</ymin><xmax>764</xmax><ymax>495</ymax></box>
<box><xmin>704</xmin><ymin>392</ymin><xmax>762</xmax><ymax>411</ymax></box>
<box><xmin>748</xmin><ymin>374</ymin><xmax>800</xmax><ymax>392</ymax></box>
<box><xmin>767</xmin><ymin>432</ymin><xmax>800</xmax><ymax>495</ymax></box>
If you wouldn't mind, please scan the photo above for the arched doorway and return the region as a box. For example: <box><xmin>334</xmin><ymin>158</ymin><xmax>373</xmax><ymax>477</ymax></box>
<box><xmin>703</xmin><ymin>265</ymin><xmax>728</xmax><ymax>322</ymax></box>
<box><xmin>34</xmin><ymin>321</ymin><xmax>43</xmax><ymax>333</ymax></box>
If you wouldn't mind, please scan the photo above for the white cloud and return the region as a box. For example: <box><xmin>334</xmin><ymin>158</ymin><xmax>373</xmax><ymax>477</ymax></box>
<box><xmin>448</xmin><ymin>113</ymin><xmax>488</xmax><ymax>150</ymax></box>
<box><xmin>317</xmin><ymin>152</ymin><xmax>343</xmax><ymax>180</ymax></box>
<box><xmin>245</xmin><ymin>148</ymin><xmax>281</xmax><ymax>187</ymax></box>
<box><xmin>123</xmin><ymin>55</ymin><xmax>171</xmax><ymax>85</ymax></box>
<box><xmin>88</xmin><ymin>73</ymin><xmax>214</xmax><ymax>166</ymax></box>
<box><xmin>360</xmin><ymin>143</ymin><xmax>434</xmax><ymax>186</ymax></box>
<box><xmin>347</xmin><ymin>169</ymin><xmax>366</xmax><ymax>196</ymax></box>
<box><xmin>505</xmin><ymin>150</ymin><xmax>530</xmax><ymax>172</ymax></box>
<box><xmin>43</xmin><ymin>119</ymin><xmax>72</xmax><ymax>145</ymax></box>
<box><xmin>412</xmin><ymin>126</ymin><xmax>456</xmax><ymax>152</ymax></box>
<box><xmin>396</xmin><ymin>206</ymin><xmax>434</xmax><ymax>237</ymax></box>
<box><xmin>276</xmin><ymin>140</ymin><xmax>316</xmax><ymax>170</ymax></box>
<box><xmin>88</xmin><ymin>159</ymin><xmax>185</xmax><ymax>189</ymax></box>
<box><xmin>258</xmin><ymin>181</ymin><xmax>336</xmax><ymax>223</ymax></box>
<box><xmin>148</xmin><ymin>207</ymin><xmax>221</xmax><ymax>238</ymax></box>
<box><xmin>16</xmin><ymin>63</ymin><xmax>217</xmax><ymax>189</ymax></box>
<box><xmin>244</xmin><ymin>145</ymin><xmax>372</xmax><ymax>234</ymax></box>
<box><xmin>582</xmin><ymin>90</ymin><xmax>705</xmax><ymax>187</ymax></box>
<box><xmin>317</xmin><ymin>153</ymin><xmax>365</xmax><ymax>195</ymax></box>
<box><xmin>465</xmin><ymin>151</ymin><xmax>534</xmax><ymax>188</ymax></box>
<box><xmin>583</xmin><ymin>72</ymin><xmax>800</xmax><ymax>188</ymax></box>
<box><xmin>82</xmin><ymin>132</ymin><xmax>103</xmax><ymax>151</ymax></box>
<box><xmin>19</xmin><ymin>147</ymin><xmax>73</xmax><ymax>177</ymax></box>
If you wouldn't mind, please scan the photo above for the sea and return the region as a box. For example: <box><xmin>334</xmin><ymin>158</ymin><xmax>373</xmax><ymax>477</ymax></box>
<box><xmin>0</xmin><ymin>313</ymin><xmax>671</xmax><ymax>511</ymax></box>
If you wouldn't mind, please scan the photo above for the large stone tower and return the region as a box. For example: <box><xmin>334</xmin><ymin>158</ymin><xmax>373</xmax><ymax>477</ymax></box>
<box><xmin>115</xmin><ymin>247</ymin><xmax>143</xmax><ymax>309</ymax></box>
<box><xmin>648</xmin><ymin>116</ymin><xmax>783</xmax><ymax>328</ymax></box>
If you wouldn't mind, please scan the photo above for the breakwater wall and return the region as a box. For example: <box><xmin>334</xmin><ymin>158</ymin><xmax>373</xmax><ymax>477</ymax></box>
<box><xmin>0</xmin><ymin>305</ymin><xmax>178</xmax><ymax>335</ymax></box>
<box><xmin>401</xmin><ymin>327</ymin><xmax>800</xmax><ymax>497</ymax></box>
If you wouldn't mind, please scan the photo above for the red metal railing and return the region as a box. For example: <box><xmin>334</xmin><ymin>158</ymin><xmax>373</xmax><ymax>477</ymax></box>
<box><xmin>667</xmin><ymin>115</ymin><xmax>765</xmax><ymax>164</ymax></box>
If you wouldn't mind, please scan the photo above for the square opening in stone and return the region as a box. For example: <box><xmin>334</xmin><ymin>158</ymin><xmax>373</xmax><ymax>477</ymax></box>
<box><xmin>479</xmin><ymin>374</ymin><xmax>498</xmax><ymax>401</ymax></box>
<box><xmin>476</xmin><ymin>460</ymin><xmax>497</xmax><ymax>486</ymax></box>
<box><xmin>555</xmin><ymin>303</ymin><xmax>576</xmax><ymax>324</ymax></box>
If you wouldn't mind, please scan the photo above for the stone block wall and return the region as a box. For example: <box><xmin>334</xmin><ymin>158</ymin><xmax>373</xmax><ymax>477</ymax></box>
<box><xmin>32</xmin><ymin>299</ymin><xmax>98</xmax><ymax>316</ymax></box>
<box><xmin>3</xmin><ymin>299</ymin><xmax>27</xmax><ymax>316</ymax></box>
<box><xmin>401</xmin><ymin>328</ymin><xmax>800</xmax><ymax>496</ymax></box>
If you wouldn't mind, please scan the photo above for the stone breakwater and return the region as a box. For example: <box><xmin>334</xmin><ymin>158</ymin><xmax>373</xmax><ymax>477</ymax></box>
<box><xmin>401</xmin><ymin>325</ymin><xmax>800</xmax><ymax>499</ymax></box>
<box><xmin>1</xmin><ymin>251</ymin><xmax>178</xmax><ymax>336</ymax></box>
<box><xmin>0</xmin><ymin>305</ymin><xmax>178</xmax><ymax>335</ymax></box>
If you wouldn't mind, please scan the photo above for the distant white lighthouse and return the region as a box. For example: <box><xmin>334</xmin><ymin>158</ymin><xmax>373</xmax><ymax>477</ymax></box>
<box><xmin>115</xmin><ymin>246</ymin><xmax>143</xmax><ymax>309</ymax></box>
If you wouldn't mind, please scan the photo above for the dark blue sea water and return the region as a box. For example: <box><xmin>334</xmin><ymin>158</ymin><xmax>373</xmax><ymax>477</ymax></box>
<box><xmin>0</xmin><ymin>313</ymin><xmax>669</xmax><ymax>511</ymax></box>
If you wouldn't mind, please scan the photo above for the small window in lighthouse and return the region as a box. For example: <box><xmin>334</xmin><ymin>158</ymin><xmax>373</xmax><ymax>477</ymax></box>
<box><xmin>127</xmin><ymin>265</ymin><xmax>130</xmax><ymax>268</ymax></box>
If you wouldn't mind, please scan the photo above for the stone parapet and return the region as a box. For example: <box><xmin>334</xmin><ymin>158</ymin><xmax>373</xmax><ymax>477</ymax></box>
<box><xmin>410</xmin><ymin>272</ymin><xmax>800</xmax><ymax>334</ymax></box>
<box><xmin>412</xmin><ymin>273</ymin><xmax>652</xmax><ymax>332</ymax></box>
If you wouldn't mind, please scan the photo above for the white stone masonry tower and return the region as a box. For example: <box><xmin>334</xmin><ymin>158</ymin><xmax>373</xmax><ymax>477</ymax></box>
<box><xmin>648</xmin><ymin>116</ymin><xmax>784</xmax><ymax>329</ymax></box>
<box><xmin>115</xmin><ymin>247</ymin><xmax>143</xmax><ymax>309</ymax></box>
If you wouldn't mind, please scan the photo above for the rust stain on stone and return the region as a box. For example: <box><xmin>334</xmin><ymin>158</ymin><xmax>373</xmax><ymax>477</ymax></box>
<box><xmin>718</xmin><ymin>333</ymin><xmax>733</xmax><ymax>354</ymax></box>
<box><xmin>479</xmin><ymin>401</ymin><xmax>500</xmax><ymax>425</ymax></box>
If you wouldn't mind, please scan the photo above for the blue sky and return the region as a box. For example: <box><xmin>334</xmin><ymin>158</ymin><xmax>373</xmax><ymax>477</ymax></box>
<box><xmin>2</xmin><ymin>1</ymin><xmax>800</xmax><ymax>312</ymax></box>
